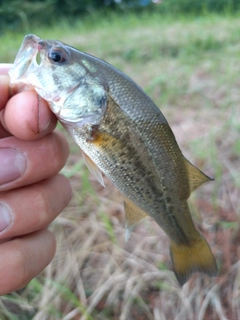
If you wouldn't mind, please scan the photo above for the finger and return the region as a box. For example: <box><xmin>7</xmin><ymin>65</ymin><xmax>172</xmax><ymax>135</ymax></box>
<box><xmin>0</xmin><ymin>64</ymin><xmax>13</xmax><ymax>76</ymax></box>
<box><xmin>0</xmin><ymin>131</ymin><xmax>69</xmax><ymax>191</ymax></box>
<box><xmin>0</xmin><ymin>75</ymin><xmax>10</xmax><ymax>111</ymax></box>
<box><xmin>0</xmin><ymin>73</ymin><xmax>13</xmax><ymax>138</ymax></box>
<box><xmin>0</xmin><ymin>229</ymin><xmax>56</xmax><ymax>295</ymax></box>
<box><xmin>0</xmin><ymin>174</ymin><xmax>72</xmax><ymax>237</ymax></box>
<box><xmin>1</xmin><ymin>90</ymin><xmax>57</xmax><ymax>140</ymax></box>
<box><xmin>0</xmin><ymin>120</ymin><xmax>10</xmax><ymax>139</ymax></box>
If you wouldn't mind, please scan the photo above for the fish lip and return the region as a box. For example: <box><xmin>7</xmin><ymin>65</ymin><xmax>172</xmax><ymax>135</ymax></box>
<box><xmin>17</xmin><ymin>34</ymin><xmax>40</xmax><ymax>57</ymax></box>
<box><xmin>9</xmin><ymin>34</ymin><xmax>41</xmax><ymax>83</ymax></box>
<box><xmin>9</xmin><ymin>34</ymin><xmax>54</xmax><ymax>92</ymax></box>
<box><xmin>25</xmin><ymin>34</ymin><xmax>41</xmax><ymax>48</ymax></box>
<box><xmin>21</xmin><ymin>34</ymin><xmax>47</xmax><ymax>53</ymax></box>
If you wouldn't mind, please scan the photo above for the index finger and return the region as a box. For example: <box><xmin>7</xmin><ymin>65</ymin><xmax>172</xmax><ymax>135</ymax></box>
<box><xmin>0</xmin><ymin>74</ymin><xmax>10</xmax><ymax>111</ymax></box>
<box><xmin>0</xmin><ymin>64</ymin><xmax>13</xmax><ymax>110</ymax></box>
<box><xmin>0</xmin><ymin>64</ymin><xmax>13</xmax><ymax>76</ymax></box>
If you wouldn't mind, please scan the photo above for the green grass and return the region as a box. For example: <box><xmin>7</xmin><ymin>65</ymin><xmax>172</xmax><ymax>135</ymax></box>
<box><xmin>1</xmin><ymin>11</ymin><xmax>240</xmax><ymax>320</ymax></box>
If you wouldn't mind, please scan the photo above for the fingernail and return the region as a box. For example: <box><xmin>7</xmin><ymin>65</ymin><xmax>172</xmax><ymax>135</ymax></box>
<box><xmin>0</xmin><ymin>203</ymin><xmax>12</xmax><ymax>232</ymax></box>
<box><xmin>0</xmin><ymin>148</ymin><xmax>26</xmax><ymax>185</ymax></box>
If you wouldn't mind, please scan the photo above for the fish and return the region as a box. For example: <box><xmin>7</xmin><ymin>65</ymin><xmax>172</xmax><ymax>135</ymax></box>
<box><xmin>9</xmin><ymin>34</ymin><xmax>218</xmax><ymax>285</ymax></box>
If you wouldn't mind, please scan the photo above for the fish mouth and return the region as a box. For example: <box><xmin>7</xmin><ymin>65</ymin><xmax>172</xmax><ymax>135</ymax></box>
<box><xmin>23</xmin><ymin>34</ymin><xmax>41</xmax><ymax>50</ymax></box>
<box><xmin>9</xmin><ymin>34</ymin><xmax>43</xmax><ymax>82</ymax></box>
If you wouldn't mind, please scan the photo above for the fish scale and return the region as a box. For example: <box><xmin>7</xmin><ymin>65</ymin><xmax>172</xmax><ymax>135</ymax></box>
<box><xmin>9</xmin><ymin>34</ymin><xmax>218</xmax><ymax>286</ymax></box>
<box><xmin>69</xmin><ymin>96</ymin><xmax>200</xmax><ymax>244</ymax></box>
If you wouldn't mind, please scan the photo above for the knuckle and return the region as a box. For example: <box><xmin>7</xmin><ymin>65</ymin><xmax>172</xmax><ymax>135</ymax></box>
<box><xmin>32</xmin><ymin>188</ymin><xmax>51</xmax><ymax>228</ymax></box>
<box><xmin>31</xmin><ymin>175</ymin><xmax>72</xmax><ymax>228</ymax></box>
<box><xmin>57</xmin><ymin>174</ymin><xmax>72</xmax><ymax>206</ymax></box>
<box><xmin>46</xmin><ymin>132</ymin><xmax>69</xmax><ymax>172</ymax></box>
<box><xmin>11</xmin><ymin>240</ymin><xmax>30</xmax><ymax>285</ymax></box>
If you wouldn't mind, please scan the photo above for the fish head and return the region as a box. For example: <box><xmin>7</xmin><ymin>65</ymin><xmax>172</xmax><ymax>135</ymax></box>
<box><xmin>9</xmin><ymin>34</ymin><xmax>108</xmax><ymax>126</ymax></box>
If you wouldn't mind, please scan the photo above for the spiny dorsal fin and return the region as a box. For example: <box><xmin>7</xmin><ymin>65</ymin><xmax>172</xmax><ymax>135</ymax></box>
<box><xmin>183</xmin><ymin>158</ymin><xmax>213</xmax><ymax>193</ymax></box>
<box><xmin>82</xmin><ymin>151</ymin><xmax>105</xmax><ymax>187</ymax></box>
<box><xmin>124</xmin><ymin>197</ymin><xmax>148</xmax><ymax>242</ymax></box>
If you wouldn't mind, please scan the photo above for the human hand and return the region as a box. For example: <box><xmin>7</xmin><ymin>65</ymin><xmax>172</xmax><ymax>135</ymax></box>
<box><xmin>0</xmin><ymin>64</ymin><xmax>72</xmax><ymax>295</ymax></box>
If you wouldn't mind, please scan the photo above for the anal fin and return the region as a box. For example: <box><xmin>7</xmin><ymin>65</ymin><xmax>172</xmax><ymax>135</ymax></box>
<box><xmin>124</xmin><ymin>197</ymin><xmax>148</xmax><ymax>241</ymax></box>
<box><xmin>184</xmin><ymin>158</ymin><xmax>213</xmax><ymax>193</ymax></box>
<box><xmin>82</xmin><ymin>151</ymin><xmax>105</xmax><ymax>187</ymax></box>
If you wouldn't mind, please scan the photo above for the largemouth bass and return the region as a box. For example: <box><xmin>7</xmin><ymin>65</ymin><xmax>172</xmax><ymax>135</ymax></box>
<box><xmin>9</xmin><ymin>34</ymin><xmax>218</xmax><ymax>285</ymax></box>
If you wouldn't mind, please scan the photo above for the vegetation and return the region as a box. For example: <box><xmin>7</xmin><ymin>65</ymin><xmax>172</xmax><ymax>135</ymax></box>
<box><xmin>0</xmin><ymin>10</ymin><xmax>240</xmax><ymax>320</ymax></box>
<box><xmin>1</xmin><ymin>0</ymin><xmax>240</xmax><ymax>31</ymax></box>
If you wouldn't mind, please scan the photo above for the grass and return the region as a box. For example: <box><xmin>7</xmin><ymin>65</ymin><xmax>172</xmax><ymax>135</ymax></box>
<box><xmin>0</xmin><ymin>10</ymin><xmax>240</xmax><ymax>320</ymax></box>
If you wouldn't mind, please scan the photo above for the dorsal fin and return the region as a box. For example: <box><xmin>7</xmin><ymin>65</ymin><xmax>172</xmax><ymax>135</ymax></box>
<box><xmin>82</xmin><ymin>151</ymin><xmax>105</xmax><ymax>187</ymax></box>
<box><xmin>124</xmin><ymin>197</ymin><xmax>148</xmax><ymax>241</ymax></box>
<box><xmin>183</xmin><ymin>158</ymin><xmax>213</xmax><ymax>193</ymax></box>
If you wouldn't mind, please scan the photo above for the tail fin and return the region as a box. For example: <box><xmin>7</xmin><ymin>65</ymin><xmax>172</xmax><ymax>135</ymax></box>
<box><xmin>170</xmin><ymin>236</ymin><xmax>218</xmax><ymax>286</ymax></box>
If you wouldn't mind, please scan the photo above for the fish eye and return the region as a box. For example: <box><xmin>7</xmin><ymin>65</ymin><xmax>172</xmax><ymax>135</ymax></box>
<box><xmin>48</xmin><ymin>47</ymin><xmax>68</xmax><ymax>63</ymax></box>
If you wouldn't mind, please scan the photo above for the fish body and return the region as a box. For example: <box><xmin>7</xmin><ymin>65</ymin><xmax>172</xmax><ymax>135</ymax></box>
<box><xmin>9</xmin><ymin>34</ymin><xmax>218</xmax><ymax>285</ymax></box>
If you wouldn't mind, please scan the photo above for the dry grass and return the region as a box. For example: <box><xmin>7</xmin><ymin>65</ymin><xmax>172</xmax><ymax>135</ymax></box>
<box><xmin>0</xmin><ymin>12</ymin><xmax>240</xmax><ymax>320</ymax></box>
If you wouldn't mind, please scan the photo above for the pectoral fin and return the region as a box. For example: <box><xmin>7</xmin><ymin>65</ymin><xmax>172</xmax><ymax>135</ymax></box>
<box><xmin>184</xmin><ymin>158</ymin><xmax>213</xmax><ymax>193</ymax></box>
<box><xmin>124</xmin><ymin>197</ymin><xmax>148</xmax><ymax>241</ymax></box>
<box><xmin>82</xmin><ymin>151</ymin><xmax>105</xmax><ymax>187</ymax></box>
